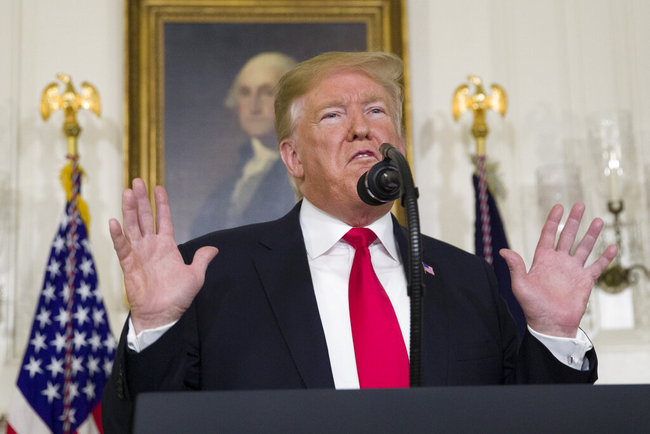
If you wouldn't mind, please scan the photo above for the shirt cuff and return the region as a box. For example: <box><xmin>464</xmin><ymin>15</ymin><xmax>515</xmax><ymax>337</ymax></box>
<box><xmin>126</xmin><ymin>317</ymin><xmax>177</xmax><ymax>353</ymax></box>
<box><xmin>528</xmin><ymin>326</ymin><xmax>593</xmax><ymax>371</ymax></box>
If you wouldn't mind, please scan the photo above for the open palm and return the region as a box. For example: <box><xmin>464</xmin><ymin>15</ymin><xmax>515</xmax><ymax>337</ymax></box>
<box><xmin>109</xmin><ymin>179</ymin><xmax>218</xmax><ymax>333</ymax></box>
<box><xmin>500</xmin><ymin>203</ymin><xmax>617</xmax><ymax>337</ymax></box>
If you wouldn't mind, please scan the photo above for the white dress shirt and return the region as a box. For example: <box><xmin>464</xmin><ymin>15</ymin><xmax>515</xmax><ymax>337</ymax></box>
<box><xmin>299</xmin><ymin>199</ymin><xmax>409</xmax><ymax>389</ymax></box>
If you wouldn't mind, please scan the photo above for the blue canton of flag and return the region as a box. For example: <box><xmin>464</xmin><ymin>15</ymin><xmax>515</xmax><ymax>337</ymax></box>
<box><xmin>9</xmin><ymin>199</ymin><xmax>115</xmax><ymax>434</ymax></box>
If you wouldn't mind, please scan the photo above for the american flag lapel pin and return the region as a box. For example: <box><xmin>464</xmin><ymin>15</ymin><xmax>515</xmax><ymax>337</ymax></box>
<box><xmin>423</xmin><ymin>262</ymin><xmax>435</xmax><ymax>276</ymax></box>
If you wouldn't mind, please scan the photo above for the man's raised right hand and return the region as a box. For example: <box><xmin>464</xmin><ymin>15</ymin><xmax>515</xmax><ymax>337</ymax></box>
<box><xmin>108</xmin><ymin>178</ymin><xmax>219</xmax><ymax>334</ymax></box>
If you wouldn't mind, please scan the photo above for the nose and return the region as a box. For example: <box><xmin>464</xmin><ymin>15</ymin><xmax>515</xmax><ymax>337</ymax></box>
<box><xmin>251</xmin><ymin>93</ymin><xmax>263</xmax><ymax>113</ymax></box>
<box><xmin>347</xmin><ymin>109</ymin><xmax>370</xmax><ymax>141</ymax></box>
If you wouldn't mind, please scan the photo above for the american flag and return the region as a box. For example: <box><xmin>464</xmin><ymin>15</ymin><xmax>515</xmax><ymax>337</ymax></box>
<box><xmin>8</xmin><ymin>164</ymin><xmax>114</xmax><ymax>434</ymax></box>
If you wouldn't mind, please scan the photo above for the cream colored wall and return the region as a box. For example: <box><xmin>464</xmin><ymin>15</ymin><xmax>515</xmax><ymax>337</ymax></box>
<box><xmin>1</xmin><ymin>0</ymin><xmax>649</xmax><ymax>419</ymax></box>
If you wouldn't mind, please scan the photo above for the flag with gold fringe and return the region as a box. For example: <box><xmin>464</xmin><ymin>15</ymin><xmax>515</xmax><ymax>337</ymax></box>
<box><xmin>8</xmin><ymin>157</ymin><xmax>114</xmax><ymax>434</ymax></box>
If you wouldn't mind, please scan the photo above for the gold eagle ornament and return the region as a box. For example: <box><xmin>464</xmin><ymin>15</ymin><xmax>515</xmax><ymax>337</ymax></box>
<box><xmin>40</xmin><ymin>73</ymin><xmax>101</xmax><ymax>156</ymax></box>
<box><xmin>452</xmin><ymin>75</ymin><xmax>507</xmax><ymax>156</ymax></box>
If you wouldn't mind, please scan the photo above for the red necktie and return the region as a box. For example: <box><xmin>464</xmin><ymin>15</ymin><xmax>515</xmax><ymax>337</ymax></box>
<box><xmin>343</xmin><ymin>228</ymin><xmax>409</xmax><ymax>388</ymax></box>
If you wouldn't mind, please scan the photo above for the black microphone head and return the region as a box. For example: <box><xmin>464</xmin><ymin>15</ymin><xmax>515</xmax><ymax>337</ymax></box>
<box><xmin>357</xmin><ymin>173</ymin><xmax>386</xmax><ymax>206</ymax></box>
<box><xmin>357</xmin><ymin>158</ymin><xmax>401</xmax><ymax>206</ymax></box>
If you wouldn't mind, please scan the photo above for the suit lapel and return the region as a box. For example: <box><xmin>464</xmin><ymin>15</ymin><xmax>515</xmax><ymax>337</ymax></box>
<box><xmin>253</xmin><ymin>203</ymin><xmax>335</xmax><ymax>388</ymax></box>
<box><xmin>393</xmin><ymin>218</ymin><xmax>450</xmax><ymax>385</ymax></box>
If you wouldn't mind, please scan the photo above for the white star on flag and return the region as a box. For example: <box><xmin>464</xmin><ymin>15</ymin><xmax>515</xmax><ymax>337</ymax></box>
<box><xmin>53</xmin><ymin>235</ymin><xmax>65</xmax><ymax>254</ymax></box>
<box><xmin>46</xmin><ymin>356</ymin><xmax>65</xmax><ymax>378</ymax></box>
<box><xmin>41</xmin><ymin>381</ymin><xmax>61</xmax><ymax>404</ymax></box>
<box><xmin>77</xmin><ymin>280</ymin><xmax>92</xmax><ymax>301</ymax></box>
<box><xmin>24</xmin><ymin>356</ymin><xmax>43</xmax><ymax>378</ymax></box>
<box><xmin>43</xmin><ymin>283</ymin><xmax>57</xmax><ymax>303</ymax></box>
<box><xmin>47</xmin><ymin>258</ymin><xmax>61</xmax><ymax>277</ymax></box>
<box><xmin>36</xmin><ymin>308</ymin><xmax>52</xmax><ymax>329</ymax></box>
<box><xmin>30</xmin><ymin>332</ymin><xmax>48</xmax><ymax>354</ymax></box>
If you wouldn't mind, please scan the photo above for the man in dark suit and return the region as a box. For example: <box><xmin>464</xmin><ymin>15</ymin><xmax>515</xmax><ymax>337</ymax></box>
<box><xmin>103</xmin><ymin>52</ymin><xmax>617</xmax><ymax>432</ymax></box>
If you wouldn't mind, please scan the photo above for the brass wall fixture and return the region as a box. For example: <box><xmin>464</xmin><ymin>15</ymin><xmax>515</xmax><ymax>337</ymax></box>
<box><xmin>587</xmin><ymin>111</ymin><xmax>649</xmax><ymax>294</ymax></box>
<box><xmin>597</xmin><ymin>199</ymin><xmax>650</xmax><ymax>293</ymax></box>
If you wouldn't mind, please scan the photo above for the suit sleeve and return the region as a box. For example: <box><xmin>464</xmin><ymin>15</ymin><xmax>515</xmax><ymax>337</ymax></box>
<box><xmin>513</xmin><ymin>331</ymin><xmax>598</xmax><ymax>383</ymax></box>
<box><xmin>102</xmin><ymin>306</ymin><xmax>200</xmax><ymax>433</ymax></box>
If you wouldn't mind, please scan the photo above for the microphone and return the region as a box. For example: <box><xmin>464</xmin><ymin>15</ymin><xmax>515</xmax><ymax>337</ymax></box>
<box><xmin>357</xmin><ymin>143</ymin><xmax>402</xmax><ymax>205</ymax></box>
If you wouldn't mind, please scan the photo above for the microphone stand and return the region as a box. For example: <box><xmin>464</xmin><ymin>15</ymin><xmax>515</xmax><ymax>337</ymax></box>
<box><xmin>379</xmin><ymin>143</ymin><xmax>423</xmax><ymax>388</ymax></box>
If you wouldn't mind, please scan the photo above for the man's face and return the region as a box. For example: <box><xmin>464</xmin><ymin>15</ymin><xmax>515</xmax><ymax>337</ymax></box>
<box><xmin>281</xmin><ymin>70</ymin><xmax>405</xmax><ymax>223</ymax></box>
<box><xmin>236</xmin><ymin>64</ymin><xmax>283</xmax><ymax>139</ymax></box>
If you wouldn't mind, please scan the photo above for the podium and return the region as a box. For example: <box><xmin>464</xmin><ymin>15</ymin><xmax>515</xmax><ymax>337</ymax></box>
<box><xmin>133</xmin><ymin>385</ymin><xmax>650</xmax><ymax>433</ymax></box>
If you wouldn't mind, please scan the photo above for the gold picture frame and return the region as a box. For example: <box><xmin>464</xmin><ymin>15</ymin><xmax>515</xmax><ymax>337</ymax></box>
<box><xmin>125</xmin><ymin>0</ymin><xmax>409</xmax><ymax>240</ymax></box>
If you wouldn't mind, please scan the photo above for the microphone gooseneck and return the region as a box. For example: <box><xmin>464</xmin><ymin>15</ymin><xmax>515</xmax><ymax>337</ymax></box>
<box><xmin>356</xmin><ymin>142</ymin><xmax>424</xmax><ymax>388</ymax></box>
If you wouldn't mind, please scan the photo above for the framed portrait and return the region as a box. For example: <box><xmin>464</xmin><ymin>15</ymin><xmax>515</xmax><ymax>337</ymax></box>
<box><xmin>126</xmin><ymin>0</ymin><xmax>409</xmax><ymax>242</ymax></box>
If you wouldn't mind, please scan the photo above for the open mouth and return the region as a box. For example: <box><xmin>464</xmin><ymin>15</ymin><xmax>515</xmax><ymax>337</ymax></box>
<box><xmin>348</xmin><ymin>150</ymin><xmax>378</xmax><ymax>163</ymax></box>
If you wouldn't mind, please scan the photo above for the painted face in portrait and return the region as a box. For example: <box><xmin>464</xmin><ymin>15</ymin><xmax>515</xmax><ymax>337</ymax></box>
<box><xmin>236</xmin><ymin>63</ymin><xmax>284</xmax><ymax>140</ymax></box>
<box><xmin>281</xmin><ymin>70</ymin><xmax>405</xmax><ymax>223</ymax></box>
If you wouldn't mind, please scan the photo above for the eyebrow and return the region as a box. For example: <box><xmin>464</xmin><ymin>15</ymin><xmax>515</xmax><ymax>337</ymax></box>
<box><xmin>314</xmin><ymin>93</ymin><xmax>389</xmax><ymax>113</ymax></box>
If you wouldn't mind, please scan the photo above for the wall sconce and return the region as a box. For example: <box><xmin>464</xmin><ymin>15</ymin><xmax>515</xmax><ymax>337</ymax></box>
<box><xmin>588</xmin><ymin>111</ymin><xmax>649</xmax><ymax>294</ymax></box>
<box><xmin>597</xmin><ymin>199</ymin><xmax>649</xmax><ymax>293</ymax></box>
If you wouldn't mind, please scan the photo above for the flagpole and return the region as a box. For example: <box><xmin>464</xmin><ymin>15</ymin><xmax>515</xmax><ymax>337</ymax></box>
<box><xmin>40</xmin><ymin>73</ymin><xmax>101</xmax><ymax>434</ymax></box>
<box><xmin>452</xmin><ymin>75</ymin><xmax>508</xmax><ymax>264</ymax></box>
<box><xmin>451</xmin><ymin>75</ymin><xmax>527</xmax><ymax>336</ymax></box>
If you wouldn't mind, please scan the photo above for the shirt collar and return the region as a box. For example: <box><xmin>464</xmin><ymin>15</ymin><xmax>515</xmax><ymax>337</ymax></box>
<box><xmin>299</xmin><ymin>198</ymin><xmax>401</xmax><ymax>262</ymax></box>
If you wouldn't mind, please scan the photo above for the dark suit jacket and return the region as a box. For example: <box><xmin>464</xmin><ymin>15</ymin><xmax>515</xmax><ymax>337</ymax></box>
<box><xmin>102</xmin><ymin>202</ymin><xmax>597</xmax><ymax>433</ymax></box>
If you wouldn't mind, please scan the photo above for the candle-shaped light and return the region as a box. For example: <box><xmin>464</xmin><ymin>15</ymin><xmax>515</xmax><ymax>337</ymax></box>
<box><xmin>607</xmin><ymin>151</ymin><xmax>622</xmax><ymax>201</ymax></box>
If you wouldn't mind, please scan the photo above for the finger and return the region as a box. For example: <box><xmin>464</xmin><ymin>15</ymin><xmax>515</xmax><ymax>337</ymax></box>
<box><xmin>121</xmin><ymin>188</ymin><xmax>141</xmax><ymax>242</ymax></box>
<box><xmin>190</xmin><ymin>246</ymin><xmax>219</xmax><ymax>283</ymax></box>
<box><xmin>154</xmin><ymin>185</ymin><xmax>175</xmax><ymax>238</ymax></box>
<box><xmin>133</xmin><ymin>178</ymin><xmax>155</xmax><ymax>236</ymax></box>
<box><xmin>109</xmin><ymin>218</ymin><xmax>131</xmax><ymax>261</ymax></box>
<box><xmin>533</xmin><ymin>204</ymin><xmax>564</xmax><ymax>261</ymax></box>
<box><xmin>588</xmin><ymin>244</ymin><xmax>618</xmax><ymax>279</ymax></box>
<box><xmin>556</xmin><ymin>203</ymin><xmax>585</xmax><ymax>253</ymax></box>
<box><xmin>499</xmin><ymin>248</ymin><xmax>526</xmax><ymax>289</ymax></box>
<box><xmin>572</xmin><ymin>217</ymin><xmax>604</xmax><ymax>265</ymax></box>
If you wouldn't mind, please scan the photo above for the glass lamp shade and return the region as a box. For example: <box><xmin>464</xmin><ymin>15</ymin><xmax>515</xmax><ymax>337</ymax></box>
<box><xmin>586</xmin><ymin>111</ymin><xmax>636</xmax><ymax>203</ymax></box>
<box><xmin>536</xmin><ymin>163</ymin><xmax>583</xmax><ymax>225</ymax></box>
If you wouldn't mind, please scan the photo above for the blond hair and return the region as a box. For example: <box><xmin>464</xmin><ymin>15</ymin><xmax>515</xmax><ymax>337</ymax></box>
<box><xmin>274</xmin><ymin>51</ymin><xmax>405</xmax><ymax>143</ymax></box>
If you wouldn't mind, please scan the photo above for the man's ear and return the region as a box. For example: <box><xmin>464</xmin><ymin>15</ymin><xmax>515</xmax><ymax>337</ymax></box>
<box><xmin>280</xmin><ymin>138</ymin><xmax>304</xmax><ymax>178</ymax></box>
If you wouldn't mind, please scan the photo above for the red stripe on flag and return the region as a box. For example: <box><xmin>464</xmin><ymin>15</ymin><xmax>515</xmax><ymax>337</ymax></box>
<box><xmin>92</xmin><ymin>402</ymin><xmax>104</xmax><ymax>433</ymax></box>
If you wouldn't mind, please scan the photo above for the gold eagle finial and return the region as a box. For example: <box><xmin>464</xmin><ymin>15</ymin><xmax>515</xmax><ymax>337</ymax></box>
<box><xmin>40</xmin><ymin>73</ymin><xmax>101</xmax><ymax>155</ymax></box>
<box><xmin>452</xmin><ymin>75</ymin><xmax>507</xmax><ymax>156</ymax></box>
